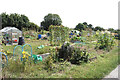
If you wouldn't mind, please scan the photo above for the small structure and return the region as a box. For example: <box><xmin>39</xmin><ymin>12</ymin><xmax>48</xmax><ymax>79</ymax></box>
<box><xmin>0</xmin><ymin>27</ymin><xmax>22</xmax><ymax>45</ymax></box>
<box><xmin>70</xmin><ymin>30</ymin><xmax>80</xmax><ymax>35</ymax></box>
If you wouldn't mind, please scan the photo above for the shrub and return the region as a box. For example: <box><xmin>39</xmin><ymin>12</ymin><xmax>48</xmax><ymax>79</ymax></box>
<box><xmin>44</xmin><ymin>47</ymin><xmax>59</xmax><ymax>71</ymax></box>
<box><xmin>58</xmin><ymin>41</ymin><xmax>89</xmax><ymax>65</ymax></box>
<box><xmin>95</xmin><ymin>33</ymin><xmax>115</xmax><ymax>51</ymax></box>
<box><xmin>25</xmin><ymin>35</ymin><xmax>31</xmax><ymax>38</ymax></box>
<box><xmin>70</xmin><ymin>49</ymin><xmax>89</xmax><ymax>65</ymax></box>
<box><xmin>44</xmin><ymin>55</ymin><xmax>55</xmax><ymax>71</ymax></box>
<box><xmin>44</xmin><ymin>53</ymin><xmax>71</xmax><ymax>72</ymax></box>
<box><xmin>58</xmin><ymin>41</ymin><xmax>74</xmax><ymax>61</ymax></box>
<box><xmin>44</xmin><ymin>45</ymin><xmax>72</xmax><ymax>71</ymax></box>
<box><xmin>70</xmin><ymin>36</ymin><xmax>85</xmax><ymax>43</ymax></box>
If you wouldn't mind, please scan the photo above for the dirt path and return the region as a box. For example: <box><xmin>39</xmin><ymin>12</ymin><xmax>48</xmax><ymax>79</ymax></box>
<box><xmin>103</xmin><ymin>65</ymin><xmax>120</xmax><ymax>80</ymax></box>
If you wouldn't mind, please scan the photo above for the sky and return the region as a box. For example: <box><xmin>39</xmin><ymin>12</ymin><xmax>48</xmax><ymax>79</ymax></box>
<box><xmin>0</xmin><ymin>0</ymin><xmax>119</xmax><ymax>29</ymax></box>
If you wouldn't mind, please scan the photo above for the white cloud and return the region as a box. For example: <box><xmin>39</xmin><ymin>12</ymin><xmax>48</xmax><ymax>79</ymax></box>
<box><xmin>0</xmin><ymin>0</ymin><xmax>119</xmax><ymax>29</ymax></box>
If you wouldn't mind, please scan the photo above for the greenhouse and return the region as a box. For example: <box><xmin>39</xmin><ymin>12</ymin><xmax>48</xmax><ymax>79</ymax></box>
<box><xmin>0</xmin><ymin>27</ymin><xmax>22</xmax><ymax>45</ymax></box>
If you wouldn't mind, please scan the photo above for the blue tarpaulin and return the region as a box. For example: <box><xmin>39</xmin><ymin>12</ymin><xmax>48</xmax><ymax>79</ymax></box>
<box><xmin>70</xmin><ymin>33</ymin><xmax>74</xmax><ymax>35</ymax></box>
<box><xmin>38</xmin><ymin>34</ymin><xmax>42</xmax><ymax>39</ymax></box>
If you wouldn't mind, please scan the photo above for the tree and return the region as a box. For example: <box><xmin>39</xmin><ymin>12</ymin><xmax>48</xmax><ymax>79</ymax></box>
<box><xmin>75</xmin><ymin>23</ymin><xmax>85</xmax><ymax>32</ymax></box>
<box><xmin>1</xmin><ymin>12</ymin><xmax>9</xmax><ymax>28</ymax></box>
<box><xmin>94</xmin><ymin>26</ymin><xmax>105</xmax><ymax>31</ymax></box>
<box><xmin>41</xmin><ymin>13</ymin><xmax>62</xmax><ymax>30</ymax></box>
<box><xmin>83</xmin><ymin>22</ymin><xmax>87</xmax><ymax>25</ymax></box>
<box><xmin>88</xmin><ymin>24</ymin><xmax>93</xmax><ymax>29</ymax></box>
<box><xmin>0</xmin><ymin>13</ymin><xmax>30</xmax><ymax>30</ymax></box>
<box><xmin>0</xmin><ymin>13</ymin><xmax>39</xmax><ymax>31</ymax></box>
<box><xmin>20</xmin><ymin>14</ymin><xmax>30</xmax><ymax>30</ymax></box>
<box><xmin>108</xmin><ymin>28</ymin><xmax>114</xmax><ymax>33</ymax></box>
<box><xmin>29</xmin><ymin>22</ymin><xmax>40</xmax><ymax>32</ymax></box>
<box><xmin>82</xmin><ymin>22</ymin><xmax>88</xmax><ymax>30</ymax></box>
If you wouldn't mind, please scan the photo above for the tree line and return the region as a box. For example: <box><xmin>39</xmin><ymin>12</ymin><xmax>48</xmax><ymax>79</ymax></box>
<box><xmin>0</xmin><ymin>12</ymin><xmax>119</xmax><ymax>35</ymax></box>
<box><xmin>75</xmin><ymin>22</ymin><xmax>105</xmax><ymax>32</ymax></box>
<box><xmin>0</xmin><ymin>12</ymin><xmax>40</xmax><ymax>31</ymax></box>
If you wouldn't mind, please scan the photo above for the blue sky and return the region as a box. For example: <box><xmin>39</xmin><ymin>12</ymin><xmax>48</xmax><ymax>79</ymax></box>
<box><xmin>0</xmin><ymin>0</ymin><xmax>119</xmax><ymax>29</ymax></box>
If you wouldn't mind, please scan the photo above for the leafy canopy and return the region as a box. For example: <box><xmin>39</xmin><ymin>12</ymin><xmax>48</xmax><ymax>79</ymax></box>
<box><xmin>41</xmin><ymin>13</ymin><xmax>62</xmax><ymax>30</ymax></box>
<box><xmin>0</xmin><ymin>12</ymin><xmax>40</xmax><ymax>31</ymax></box>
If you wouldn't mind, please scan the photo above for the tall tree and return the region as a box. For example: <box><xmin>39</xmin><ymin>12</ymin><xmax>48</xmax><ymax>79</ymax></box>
<box><xmin>94</xmin><ymin>26</ymin><xmax>105</xmax><ymax>31</ymax></box>
<box><xmin>75</xmin><ymin>23</ymin><xmax>85</xmax><ymax>32</ymax></box>
<box><xmin>108</xmin><ymin>28</ymin><xmax>114</xmax><ymax>33</ymax></box>
<box><xmin>29</xmin><ymin>22</ymin><xmax>40</xmax><ymax>31</ymax></box>
<box><xmin>83</xmin><ymin>22</ymin><xmax>87</xmax><ymax>25</ymax></box>
<box><xmin>0</xmin><ymin>13</ymin><xmax>39</xmax><ymax>31</ymax></box>
<box><xmin>41</xmin><ymin>13</ymin><xmax>62</xmax><ymax>30</ymax></box>
<box><xmin>83</xmin><ymin>22</ymin><xmax>88</xmax><ymax>30</ymax></box>
<box><xmin>1</xmin><ymin>12</ymin><xmax>9</xmax><ymax>28</ymax></box>
<box><xmin>88</xmin><ymin>24</ymin><xmax>93</xmax><ymax>29</ymax></box>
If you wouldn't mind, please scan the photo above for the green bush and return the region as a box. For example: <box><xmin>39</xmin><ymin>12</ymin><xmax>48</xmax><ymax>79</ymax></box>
<box><xmin>95</xmin><ymin>33</ymin><xmax>115</xmax><ymax>51</ymax></box>
<box><xmin>44</xmin><ymin>55</ymin><xmax>54</xmax><ymax>71</ymax></box>
<box><xmin>44</xmin><ymin>53</ymin><xmax>70</xmax><ymax>71</ymax></box>
<box><xmin>25</xmin><ymin>35</ymin><xmax>31</xmax><ymax>38</ymax></box>
<box><xmin>70</xmin><ymin>36</ymin><xmax>78</xmax><ymax>41</ymax></box>
<box><xmin>70</xmin><ymin>49</ymin><xmax>89</xmax><ymax>65</ymax></box>
<box><xmin>43</xmin><ymin>48</ymin><xmax>58</xmax><ymax>71</ymax></box>
<box><xmin>58</xmin><ymin>42</ymin><xmax>74</xmax><ymax>61</ymax></box>
<box><xmin>44</xmin><ymin>45</ymin><xmax>72</xmax><ymax>71</ymax></box>
<box><xmin>58</xmin><ymin>42</ymin><xmax>89</xmax><ymax>65</ymax></box>
<box><xmin>70</xmin><ymin>36</ymin><xmax>85</xmax><ymax>42</ymax></box>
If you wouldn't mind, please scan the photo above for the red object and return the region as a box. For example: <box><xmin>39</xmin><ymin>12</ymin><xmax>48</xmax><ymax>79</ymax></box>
<box><xmin>14</xmin><ymin>40</ymin><xmax>17</xmax><ymax>42</ymax></box>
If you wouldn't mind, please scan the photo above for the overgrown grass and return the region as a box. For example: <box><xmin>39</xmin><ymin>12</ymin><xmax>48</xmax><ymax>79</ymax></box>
<box><xmin>2</xmin><ymin>40</ymin><xmax>50</xmax><ymax>55</ymax></box>
<box><xmin>47</xmin><ymin>47</ymin><xmax>119</xmax><ymax>78</ymax></box>
<box><xmin>2</xmin><ymin>46</ymin><xmax>119</xmax><ymax>78</ymax></box>
<box><xmin>1</xmin><ymin>30</ymin><xmax>119</xmax><ymax>78</ymax></box>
